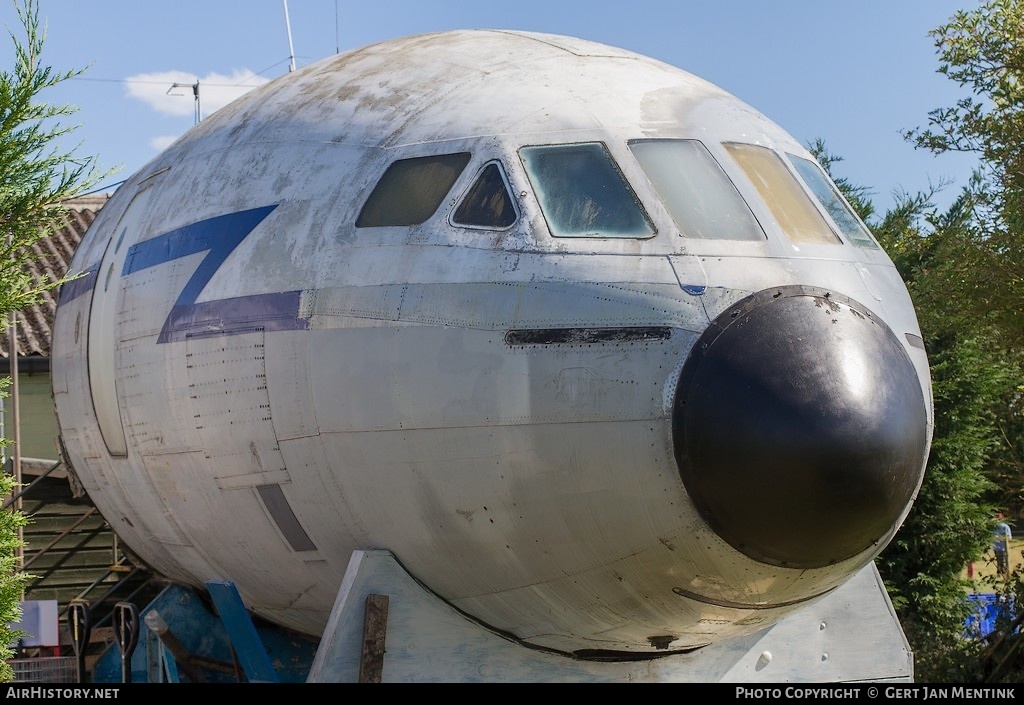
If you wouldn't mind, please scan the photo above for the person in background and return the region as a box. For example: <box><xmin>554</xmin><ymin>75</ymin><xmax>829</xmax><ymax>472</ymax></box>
<box><xmin>994</xmin><ymin>513</ymin><xmax>1013</xmax><ymax>577</ymax></box>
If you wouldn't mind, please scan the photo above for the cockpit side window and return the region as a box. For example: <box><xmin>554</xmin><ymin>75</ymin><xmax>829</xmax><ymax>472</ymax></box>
<box><xmin>356</xmin><ymin>152</ymin><xmax>472</xmax><ymax>227</ymax></box>
<box><xmin>724</xmin><ymin>143</ymin><xmax>841</xmax><ymax>245</ymax></box>
<box><xmin>452</xmin><ymin>161</ymin><xmax>518</xmax><ymax>229</ymax></box>
<box><xmin>786</xmin><ymin>154</ymin><xmax>879</xmax><ymax>249</ymax></box>
<box><xmin>629</xmin><ymin>139</ymin><xmax>765</xmax><ymax>241</ymax></box>
<box><xmin>519</xmin><ymin>142</ymin><xmax>655</xmax><ymax>238</ymax></box>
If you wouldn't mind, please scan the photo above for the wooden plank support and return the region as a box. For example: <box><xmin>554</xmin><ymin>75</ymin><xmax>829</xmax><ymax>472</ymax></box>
<box><xmin>358</xmin><ymin>594</ymin><xmax>389</xmax><ymax>683</ymax></box>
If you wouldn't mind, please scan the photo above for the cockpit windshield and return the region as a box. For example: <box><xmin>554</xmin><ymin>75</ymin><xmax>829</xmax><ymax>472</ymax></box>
<box><xmin>786</xmin><ymin>154</ymin><xmax>879</xmax><ymax>249</ymax></box>
<box><xmin>519</xmin><ymin>142</ymin><xmax>655</xmax><ymax>238</ymax></box>
<box><xmin>629</xmin><ymin>139</ymin><xmax>765</xmax><ymax>241</ymax></box>
<box><xmin>725</xmin><ymin>143</ymin><xmax>841</xmax><ymax>245</ymax></box>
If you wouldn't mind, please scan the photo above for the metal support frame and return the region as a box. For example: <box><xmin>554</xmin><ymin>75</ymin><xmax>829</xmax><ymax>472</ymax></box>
<box><xmin>205</xmin><ymin>580</ymin><xmax>280</xmax><ymax>683</ymax></box>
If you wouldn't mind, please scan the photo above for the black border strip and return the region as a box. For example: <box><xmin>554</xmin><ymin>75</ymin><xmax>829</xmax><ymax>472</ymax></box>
<box><xmin>505</xmin><ymin>326</ymin><xmax>671</xmax><ymax>346</ymax></box>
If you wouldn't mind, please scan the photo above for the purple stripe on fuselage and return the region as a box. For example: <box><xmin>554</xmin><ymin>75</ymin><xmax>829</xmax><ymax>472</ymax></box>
<box><xmin>159</xmin><ymin>291</ymin><xmax>308</xmax><ymax>343</ymax></box>
<box><xmin>57</xmin><ymin>265</ymin><xmax>99</xmax><ymax>303</ymax></box>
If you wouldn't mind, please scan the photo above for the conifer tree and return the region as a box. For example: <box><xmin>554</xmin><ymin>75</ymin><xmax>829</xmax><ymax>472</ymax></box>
<box><xmin>1</xmin><ymin>0</ymin><xmax>114</xmax><ymax>680</ymax></box>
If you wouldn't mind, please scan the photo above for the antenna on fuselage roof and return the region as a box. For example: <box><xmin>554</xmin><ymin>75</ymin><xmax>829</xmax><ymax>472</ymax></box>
<box><xmin>283</xmin><ymin>0</ymin><xmax>297</xmax><ymax>72</ymax></box>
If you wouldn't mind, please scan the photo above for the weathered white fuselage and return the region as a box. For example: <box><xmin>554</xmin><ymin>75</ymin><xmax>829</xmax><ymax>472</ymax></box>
<box><xmin>51</xmin><ymin>30</ymin><xmax>931</xmax><ymax>656</ymax></box>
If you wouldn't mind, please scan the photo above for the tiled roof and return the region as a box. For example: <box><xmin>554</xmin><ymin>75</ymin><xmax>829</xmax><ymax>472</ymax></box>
<box><xmin>0</xmin><ymin>193</ymin><xmax>110</xmax><ymax>360</ymax></box>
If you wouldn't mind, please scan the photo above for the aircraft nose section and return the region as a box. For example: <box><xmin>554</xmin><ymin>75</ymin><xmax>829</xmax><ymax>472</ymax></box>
<box><xmin>673</xmin><ymin>286</ymin><xmax>928</xmax><ymax>568</ymax></box>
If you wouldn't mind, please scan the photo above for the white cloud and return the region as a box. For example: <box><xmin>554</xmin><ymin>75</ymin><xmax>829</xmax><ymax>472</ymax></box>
<box><xmin>124</xmin><ymin>69</ymin><xmax>270</xmax><ymax>119</ymax></box>
<box><xmin>150</xmin><ymin>135</ymin><xmax>180</xmax><ymax>153</ymax></box>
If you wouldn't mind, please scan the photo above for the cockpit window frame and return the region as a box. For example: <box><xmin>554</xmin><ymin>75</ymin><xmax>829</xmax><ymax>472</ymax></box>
<box><xmin>723</xmin><ymin>142</ymin><xmax>843</xmax><ymax>246</ymax></box>
<box><xmin>355</xmin><ymin>151</ymin><xmax>472</xmax><ymax>228</ymax></box>
<box><xmin>628</xmin><ymin>138</ymin><xmax>767</xmax><ymax>242</ymax></box>
<box><xmin>784</xmin><ymin>152</ymin><xmax>881</xmax><ymax>250</ymax></box>
<box><xmin>449</xmin><ymin>159</ymin><xmax>520</xmax><ymax>231</ymax></box>
<box><xmin>518</xmin><ymin>141</ymin><xmax>657</xmax><ymax>240</ymax></box>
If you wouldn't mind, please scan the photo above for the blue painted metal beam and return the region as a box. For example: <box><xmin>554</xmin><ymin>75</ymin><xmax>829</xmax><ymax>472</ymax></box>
<box><xmin>206</xmin><ymin>580</ymin><xmax>280</xmax><ymax>683</ymax></box>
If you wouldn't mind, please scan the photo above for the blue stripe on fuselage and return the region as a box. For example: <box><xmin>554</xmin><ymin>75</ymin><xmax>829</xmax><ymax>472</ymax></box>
<box><xmin>122</xmin><ymin>205</ymin><xmax>278</xmax><ymax>299</ymax></box>
<box><xmin>60</xmin><ymin>204</ymin><xmax>309</xmax><ymax>344</ymax></box>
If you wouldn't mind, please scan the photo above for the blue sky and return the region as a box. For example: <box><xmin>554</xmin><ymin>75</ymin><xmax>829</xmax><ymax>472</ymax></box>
<box><xmin>2</xmin><ymin>0</ymin><xmax>982</xmax><ymax>215</ymax></box>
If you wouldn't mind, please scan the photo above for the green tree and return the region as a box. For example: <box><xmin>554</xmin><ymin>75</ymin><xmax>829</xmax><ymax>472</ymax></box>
<box><xmin>0</xmin><ymin>473</ymin><xmax>27</xmax><ymax>682</ymax></box>
<box><xmin>903</xmin><ymin>0</ymin><xmax>1024</xmax><ymax>351</ymax></box>
<box><xmin>890</xmin><ymin>0</ymin><xmax>1024</xmax><ymax>680</ymax></box>
<box><xmin>873</xmin><ymin>193</ymin><xmax>1008</xmax><ymax>683</ymax></box>
<box><xmin>1</xmin><ymin>0</ymin><xmax>114</xmax><ymax>681</ymax></box>
<box><xmin>900</xmin><ymin>0</ymin><xmax>1024</xmax><ymax>540</ymax></box>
